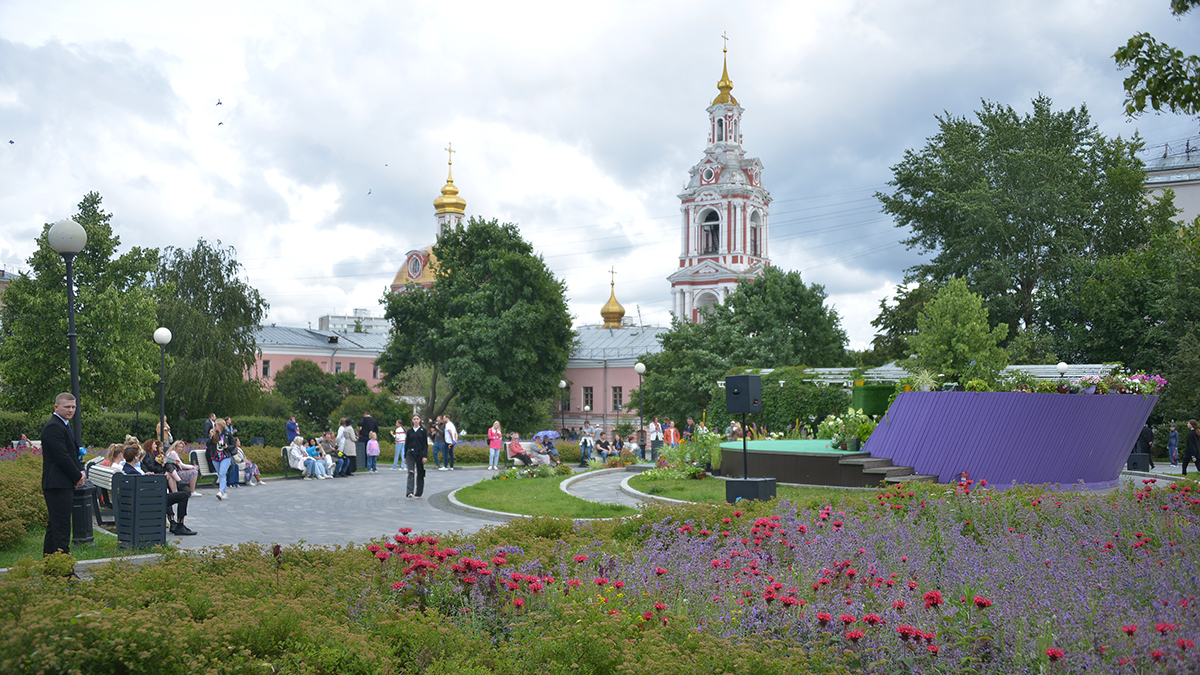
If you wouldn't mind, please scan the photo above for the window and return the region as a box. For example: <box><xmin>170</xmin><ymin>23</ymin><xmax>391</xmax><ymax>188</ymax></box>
<box><xmin>560</xmin><ymin>386</ymin><xmax>570</xmax><ymax>412</ymax></box>
<box><xmin>372</xmin><ymin>363</ymin><xmax>380</xmax><ymax>379</ymax></box>
<box><xmin>702</xmin><ymin>211</ymin><xmax>720</xmax><ymax>254</ymax></box>
<box><xmin>261</xmin><ymin>360</ymin><xmax>271</xmax><ymax>378</ymax></box>
<box><xmin>717</xmin><ymin>118</ymin><xmax>724</xmax><ymax>142</ymax></box>
<box><xmin>349</xmin><ymin>362</ymin><xmax>356</xmax><ymax>374</ymax></box>
<box><xmin>335</xmin><ymin>362</ymin><xmax>342</xmax><ymax>374</ymax></box>
<box><xmin>702</xmin><ymin>167</ymin><xmax>714</xmax><ymax>182</ymax></box>
<box><xmin>612</xmin><ymin>387</ymin><xmax>623</xmax><ymax>412</ymax></box>
<box><xmin>583</xmin><ymin>386</ymin><xmax>594</xmax><ymax>410</ymax></box>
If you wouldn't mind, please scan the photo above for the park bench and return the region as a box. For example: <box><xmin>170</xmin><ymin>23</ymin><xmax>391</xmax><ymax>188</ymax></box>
<box><xmin>189</xmin><ymin>448</ymin><xmax>220</xmax><ymax>488</ymax></box>
<box><xmin>86</xmin><ymin>461</ymin><xmax>120</xmax><ymax>526</ymax></box>
<box><xmin>281</xmin><ymin>446</ymin><xmax>305</xmax><ymax>480</ymax></box>
<box><xmin>504</xmin><ymin>441</ymin><xmax>551</xmax><ymax>469</ymax></box>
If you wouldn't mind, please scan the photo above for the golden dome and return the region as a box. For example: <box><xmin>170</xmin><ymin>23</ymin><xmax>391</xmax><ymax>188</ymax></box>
<box><xmin>711</xmin><ymin>48</ymin><xmax>738</xmax><ymax>106</ymax></box>
<box><xmin>600</xmin><ymin>280</ymin><xmax>625</xmax><ymax>328</ymax></box>
<box><xmin>433</xmin><ymin>143</ymin><xmax>466</xmax><ymax>215</ymax></box>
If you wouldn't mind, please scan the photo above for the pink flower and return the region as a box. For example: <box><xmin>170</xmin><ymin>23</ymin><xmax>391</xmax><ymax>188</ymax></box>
<box><xmin>391</xmin><ymin>582</ymin><xmax>405</xmax><ymax>590</ymax></box>
<box><xmin>512</xmin><ymin>598</ymin><xmax>525</xmax><ymax>608</ymax></box>
<box><xmin>594</xmin><ymin>577</ymin><xmax>609</xmax><ymax>586</ymax></box>
<box><xmin>612</xmin><ymin>580</ymin><xmax>625</xmax><ymax>589</ymax></box>
<box><xmin>654</xmin><ymin>602</ymin><xmax>666</xmax><ymax>611</ymax></box>
<box><xmin>367</xmin><ymin>545</ymin><xmax>381</xmax><ymax>553</ymax></box>
<box><xmin>573</xmin><ymin>554</ymin><xmax>588</xmax><ymax>563</ymax></box>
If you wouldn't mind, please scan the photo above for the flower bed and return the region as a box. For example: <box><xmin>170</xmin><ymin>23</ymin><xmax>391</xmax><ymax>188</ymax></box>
<box><xmin>3</xmin><ymin>479</ymin><xmax>1198</xmax><ymax>673</ymax></box>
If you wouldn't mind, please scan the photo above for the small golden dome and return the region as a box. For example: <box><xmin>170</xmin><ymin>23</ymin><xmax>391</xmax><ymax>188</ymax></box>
<box><xmin>600</xmin><ymin>281</ymin><xmax>625</xmax><ymax>328</ymax></box>
<box><xmin>433</xmin><ymin>143</ymin><xmax>467</xmax><ymax>215</ymax></box>
<box><xmin>711</xmin><ymin>49</ymin><xmax>738</xmax><ymax>106</ymax></box>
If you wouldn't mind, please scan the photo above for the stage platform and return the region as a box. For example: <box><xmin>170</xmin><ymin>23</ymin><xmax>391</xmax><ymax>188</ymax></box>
<box><xmin>719</xmin><ymin>440</ymin><xmax>912</xmax><ymax>487</ymax></box>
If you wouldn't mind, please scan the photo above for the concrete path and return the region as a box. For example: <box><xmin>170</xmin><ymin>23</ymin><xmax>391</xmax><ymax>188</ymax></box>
<box><xmin>171</xmin><ymin>467</ymin><xmax>511</xmax><ymax>550</ymax></box>
<box><xmin>562</xmin><ymin>469</ymin><xmax>647</xmax><ymax>508</ymax></box>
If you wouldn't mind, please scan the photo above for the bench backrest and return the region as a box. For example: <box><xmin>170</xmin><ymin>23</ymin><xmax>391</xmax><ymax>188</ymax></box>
<box><xmin>191</xmin><ymin>448</ymin><xmax>218</xmax><ymax>477</ymax></box>
<box><xmin>87</xmin><ymin>463</ymin><xmax>121</xmax><ymax>491</ymax></box>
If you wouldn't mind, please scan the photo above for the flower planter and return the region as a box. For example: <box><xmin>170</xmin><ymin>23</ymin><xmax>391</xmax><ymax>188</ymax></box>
<box><xmin>869</xmin><ymin>392</ymin><xmax>1157</xmax><ymax>489</ymax></box>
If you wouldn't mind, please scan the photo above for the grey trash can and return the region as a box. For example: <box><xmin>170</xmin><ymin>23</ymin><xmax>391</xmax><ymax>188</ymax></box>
<box><xmin>112</xmin><ymin>473</ymin><xmax>168</xmax><ymax>550</ymax></box>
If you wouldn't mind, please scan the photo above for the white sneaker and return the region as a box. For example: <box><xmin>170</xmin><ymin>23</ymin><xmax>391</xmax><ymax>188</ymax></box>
<box><xmin>304</xmin><ymin>476</ymin><xmax>313</xmax><ymax>480</ymax></box>
<box><xmin>193</xmin><ymin>492</ymin><xmax>204</xmax><ymax>497</ymax></box>
<box><xmin>216</xmin><ymin>491</ymin><xmax>225</xmax><ymax>500</ymax></box>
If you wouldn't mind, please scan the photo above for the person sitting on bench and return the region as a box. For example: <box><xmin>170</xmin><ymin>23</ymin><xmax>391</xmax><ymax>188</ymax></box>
<box><xmin>594</xmin><ymin>432</ymin><xmax>614</xmax><ymax>462</ymax></box>
<box><xmin>121</xmin><ymin>445</ymin><xmax>196</xmax><ymax>535</ymax></box>
<box><xmin>538</xmin><ymin>437</ymin><xmax>562</xmax><ymax>466</ymax></box>
<box><xmin>508</xmin><ymin>433</ymin><xmax>534</xmax><ymax>466</ymax></box>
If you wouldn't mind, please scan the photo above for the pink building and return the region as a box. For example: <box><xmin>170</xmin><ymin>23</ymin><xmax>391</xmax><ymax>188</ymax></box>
<box><xmin>250</xmin><ymin>325</ymin><xmax>387</xmax><ymax>391</ymax></box>
<box><xmin>558</xmin><ymin>282</ymin><xmax>667</xmax><ymax>440</ymax></box>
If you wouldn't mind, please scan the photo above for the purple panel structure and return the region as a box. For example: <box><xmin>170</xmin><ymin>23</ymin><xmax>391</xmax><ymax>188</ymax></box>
<box><xmin>866</xmin><ymin>392</ymin><xmax>1157</xmax><ymax>489</ymax></box>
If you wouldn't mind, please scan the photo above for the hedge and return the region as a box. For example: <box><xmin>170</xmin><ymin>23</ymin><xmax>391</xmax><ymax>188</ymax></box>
<box><xmin>0</xmin><ymin>454</ymin><xmax>45</xmax><ymax>548</ymax></box>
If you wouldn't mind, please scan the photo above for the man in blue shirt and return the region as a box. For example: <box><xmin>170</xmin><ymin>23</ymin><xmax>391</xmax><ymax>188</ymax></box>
<box><xmin>286</xmin><ymin>415</ymin><xmax>299</xmax><ymax>444</ymax></box>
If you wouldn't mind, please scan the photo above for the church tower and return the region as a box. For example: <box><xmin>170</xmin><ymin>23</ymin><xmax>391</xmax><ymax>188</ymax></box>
<box><xmin>391</xmin><ymin>144</ymin><xmax>466</xmax><ymax>293</ymax></box>
<box><xmin>667</xmin><ymin>44</ymin><xmax>771</xmax><ymax>322</ymax></box>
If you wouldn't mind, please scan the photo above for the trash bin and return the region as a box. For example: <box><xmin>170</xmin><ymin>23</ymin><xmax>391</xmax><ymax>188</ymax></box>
<box><xmin>71</xmin><ymin>484</ymin><xmax>95</xmax><ymax>545</ymax></box>
<box><xmin>1127</xmin><ymin>453</ymin><xmax>1150</xmax><ymax>472</ymax></box>
<box><xmin>112</xmin><ymin>473</ymin><xmax>167</xmax><ymax>550</ymax></box>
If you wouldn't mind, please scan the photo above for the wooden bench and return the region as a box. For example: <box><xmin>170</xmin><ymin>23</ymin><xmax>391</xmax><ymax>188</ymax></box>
<box><xmin>281</xmin><ymin>446</ymin><xmax>305</xmax><ymax>480</ymax></box>
<box><xmin>505</xmin><ymin>441</ymin><xmax>552</xmax><ymax>469</ymax></box>
<box><xmin>189</xmin><ymin>448</ymin><xmax>220</xmax><ymax>488</ymax></box>
<box><xmin>86</xmin><ymin>461</ymin><xmax>120</xmax><ymax>526</ymax></box>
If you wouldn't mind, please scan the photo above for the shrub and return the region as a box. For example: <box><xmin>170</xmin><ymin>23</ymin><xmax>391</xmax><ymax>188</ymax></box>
<box><xmin>0</xmin><ymin>453</ymin><xmax>46</xmax><ymax>547</ymax></box>
<box><xmin>0</xmin><ymin>411</ymin><xmax>35</xmax><ymax>444</ymax></box>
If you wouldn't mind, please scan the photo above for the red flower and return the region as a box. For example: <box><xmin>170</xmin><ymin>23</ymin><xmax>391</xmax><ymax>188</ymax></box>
<box><xmin>398</xmin><ymin>527</ymin><xmax>412</xmax><ymax>534</ymax></box>
<box><xmin>840</xmin><ymin>613</ymin><xmax>857</xmax><ymax>626</ymax></box>
<box><xmin>973</xmin><ymin>595</ymin><xmax>992</xmax><ymax>609</ymax></box>
<box><xmin>654</xmin><ymin>602</ymin><xmax>667</xmax><ymax>611</ymax></box>
<box><xmin>817</xmin><ymin>612</ymin><xmax>833</xmax><ymax>627</ymax></box>
<box><xmin>1156</xmin><ymin>622</ymin><xmax>1177</xmax><ymax>635</ymax></box>
<box><xmin>896</xmin><ymin>624</ymin><xmax>915</xmax><ymax>641</ymax></box>
<box><xmin>892</xmin><ymin>599</ymin><xmax>906</xmax><ymax>611</ymax></box>
<box><xmin>1179</xmin><ymin>639</ymin><xmax>1195</xmax><ymax>651</ymax></box>
<box><xmin>642</xmin><ymin>610</ymin><xmax>653</xmax><ymax>621</ymax></box>
<box><xmin>1151</xmin><ymin>650</ymin><xmax>1164</xmax><ymax>662</ymax></box>
<box><xmin>863</xmin><ymin>613</ymin><xmax>883</xmax><ymax>626</ymax></box>
<box><xmin>613</xmin><ymin>581</ymin><xmax>625</xmax><ymax>589</ymax></box>
<box><xmin>513</xmin><ymin>598</ymin><xmax>525</xmax><ymax>608</ymax></box>
<box><xmin>391</xmin><ymin>581</ymin><xmax>405</xmax><ymax>590</ymax></box>
<box><xmin>654</xmin><ymin>567</ymin><xmax>667</xmax><ymax>576</ymax></box>
<box><xmin>594</xmin><ymin>577</ymin><xmax>609</xmax><ymax>586</ymax></box>
<box><xmin>927</xmin><ymin>645</ymin><xmax>939</xmax><ymax>655</ymax></box>
<box><xmin>1121</xmin><ymin>625</ymin><xmax>1137</xmax><ymax>636</ymax></box>
<box><xmin>375</xmin><ymin>551</ymin><xmax>390</xmax><ymax>561</ymax></box>
<box><xmin>922</xmin><ymin>590</ymin><xmax>944</xmax><ymax>609</ymax></box>
<box><xmin>367</xmin><ymin>545</ymin><xmax>381</xmax><ymax>553</ymax></box>
<box><xmin>845</xmin><ymin>629</ymin><xmax>864</xmax><ymax>643</ymax></box>
<box><xmin>573</xmin><ymin>554</ymin><xmax>588</xmax><ymax>563</ymax></box>
<box><xmin>567</xmin><ymin>579</ymin><xmax>581</xmax><ymax>588</ymax></box>
<box><xmin>1045</xmin><ymin>648</ymin><xmax>1064</xmax><ymax>662</ymax></box>
<box><xmin>733</xmin><ymin>510</ymin><xmax>743</xmax><ymax>517</ymax></box>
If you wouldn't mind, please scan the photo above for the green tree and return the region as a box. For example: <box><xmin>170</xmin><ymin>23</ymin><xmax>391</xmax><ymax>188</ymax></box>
<box><xmin>637</xmin><ymin>267</ymin><xmax>847</xmax><ymax>422</ymax></box>
<box><xmin>878</xmin><ymin>95</ymin><xmax>1173</xmax><ymax>334</ymax></box>
<box><xmin>153</xmin><ymin>239</ymin><xmax>268</xmax><ymax>420</ymax></box>
<box><xmin>379</xmin><ymin>217</ymin><xmax>573</xmax><ymax>432</ymax></box>
<box><xmin>1114</xmin><ymin>0</ymin><xmax>1200</xmax><ymax>119</ymax></box>
<box><xmin>272</xmin><ymin>359</ymin><xmax>368</xmax><ymax>430</ymax></box>
<box><xmin>908</xmin><ymin>277</ymin><xmax>1009</xmax><ymax>383</ymax></box>
<box><xmin>870</xmin><ymin>282</ymin><xmax>935</xmax><ymax>363</ymax></box>
<box><xmin>0</xmin><ymin>193</ymin><xmax>159</xmax><ymax>418</ymax></box>
<box><xmin>329</xmin><ymin>392</ymin><xmax>412</xmax><ymax>431</ymax></box>
<box><xmin>1159</xmin><ymin>326</ymin><xmax>1200</xmax><ymax>423</ymax></box>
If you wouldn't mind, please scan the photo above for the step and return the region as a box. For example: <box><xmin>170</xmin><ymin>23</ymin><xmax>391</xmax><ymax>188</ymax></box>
<box><xmin>839</xmin><ymin>456</ymin><xmax>894</xmax><ymax>470</ymax></box>
<box><xmin>863</xmin><ymin>465</ymin><xmax>915</xmax><ymax>478</ymax></box>
<box><xmin>885</xmin><ymin>474</ymin><xmax>938</xmax><ymax>484</ymax></box>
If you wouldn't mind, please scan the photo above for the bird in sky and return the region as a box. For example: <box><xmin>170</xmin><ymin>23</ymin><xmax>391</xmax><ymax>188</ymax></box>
<box><xmin>7</xmin><ymin>140</ymin><xmax>12</xmax><ymax>145</ymax></box>
<box><xmin>216</xmin><ymin>99</ymin><xmax>222</xmax><ymax>106</ymax></box>
<box><xmin>367</xmin><ymin>189</ymin><xmax>372</xmax><ymax>195</ymax></box>
<box><xmin>218</xmin><ymin>122</ymin><xmax>224</xmax><ymax>126</ymax></box>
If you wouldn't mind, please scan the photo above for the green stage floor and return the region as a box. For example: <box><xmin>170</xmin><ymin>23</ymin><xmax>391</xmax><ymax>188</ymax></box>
<box><xmin>720</xmin><ymin>440</ymin><xmax>856</xmax><ymax>455</ymax></box>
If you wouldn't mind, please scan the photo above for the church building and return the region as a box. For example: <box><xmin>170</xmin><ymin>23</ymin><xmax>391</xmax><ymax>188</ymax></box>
<box><xmin>667</xmin><ymin>46</ymin><xmax>772</xmax><ymax>322</ymax></box>
<box><xmin>391</xmin><ymin>145</ymin><xmax>467</xmax><ymax>293</ymax></box>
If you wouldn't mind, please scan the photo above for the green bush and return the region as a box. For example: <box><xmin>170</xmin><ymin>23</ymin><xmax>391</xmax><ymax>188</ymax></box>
<box><xmin>0</xmin><ymin>411</ymin><xmax>36</xmax><ymax>443</ymax></box>
<box><xmin>0</xmin><ymin>454</ymin><xmax>47</xmax><ymax>547</ymax></box>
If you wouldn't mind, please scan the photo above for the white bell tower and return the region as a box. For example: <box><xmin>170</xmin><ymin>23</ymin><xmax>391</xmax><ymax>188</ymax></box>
<box><xmin>667</xmin><ymin>40</ymin><xmax>771</xmax><ymax>322</ymax></box>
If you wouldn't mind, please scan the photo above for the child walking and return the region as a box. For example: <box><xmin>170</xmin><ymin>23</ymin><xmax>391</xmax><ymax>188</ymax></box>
<box><xmin>366</xmin><ymin>431</ymin><xmax>380</xmax><ymax>473</ymax></box>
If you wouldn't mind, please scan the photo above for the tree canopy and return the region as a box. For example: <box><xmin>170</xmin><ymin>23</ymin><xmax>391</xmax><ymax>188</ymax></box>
<box><xmin>0</xmin><ymin>193</ymin><xmax>159</xmax><ymax>421</ymax></box>
<box><xmin>636</xmin><ymin>267</ymin><xmax>847</xmax><ymax>423</ymax></box>
<box><xmin>379</xmin><ymin>217</ymin><xmax>573</xmax><ymax>432</ymax></box>
<box><xmin>153</xmin><ymin>239</ymin><xmax>268</xmax><ymax>420</ymax></box>
<box><xmin>908</xmin><ymin>277</ymin><xmax>1009</xmax><ymax>383</ymax></box>
<box><xmin>1114</xmin><ymin>0</ymin><xmax>1200</xmax><ymax>119</ymax></box>
<box><xmin>878</xmin><ymin>95</ymin><xmax>1175</xmax><ymax>335</ymax></box>
<box><xmin>273</xmin><ymin>359</ymin><xmax>370</xmax><ymax>430</ymax></box>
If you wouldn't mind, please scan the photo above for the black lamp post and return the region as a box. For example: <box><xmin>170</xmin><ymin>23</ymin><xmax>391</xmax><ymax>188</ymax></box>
<box><xmin>634</xmin><ymin>362</ymin><xmax>645</xmax><ymax>448</ymax></box>
<box><xmin>47</xmin><ymin>218</ymin><xmax>87</xmax><ymax>447</ymax></box>
<box><xmin>154</xmin><ymin>328</ymin><xmax>172</xmax><ymax>446</ymax></box>
<box><xmin>558</xmin><ymin>379</ymin><xmax>566</xmax><ymax>436</ymax></box>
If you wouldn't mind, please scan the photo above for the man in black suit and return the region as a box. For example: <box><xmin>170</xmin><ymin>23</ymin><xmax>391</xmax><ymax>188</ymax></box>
<box><xmin>201</xmin><ymin>413</ymin><xmax>217</xmax><ymax>440</ymax></box>
<box><xmin>404</xmin><ymin>414</ymin><xmax>428</xmax><ymax>499</ymax></box>
<box><xmin>42</xmin><ymin>392</ymin><xmax>84</xmax><ymax>556</ymax></box>
<box><xmin>358</xmin><ymin>413</ymin><xmax>379</xmax><ymax>476</ymax></box>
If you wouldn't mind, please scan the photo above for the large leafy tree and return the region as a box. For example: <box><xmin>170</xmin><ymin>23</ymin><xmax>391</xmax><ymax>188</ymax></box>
<box><xmin>0</xmin><ymin>193</ymin><xmax>159</xmax><ymax>418</ymax></box>
<box><xmin>379</xmin><ymin>217</ymin><xmax>573</xmax><ymax>432</ymax></box>
<box><xmin>870</xmin><ymin>282</ymin><xmax>935</xmax><ymax>364</ymax></box>
<box><xmin>878</xmin><ymin>95</ymin><xmax>1173</xmax><ymax>334</ymax></box>
<box><xmin>636</xmin><ymin>267</ymin><xmax>847</xmax><ymax>423</ymax></box>
<box><xmin>907</xmin><ymin>277</ymin><xmax>1009</xmax><ymax>384</ymax></box>
<box><xmin>153</xmin><ymin>239</ymin><xmax>268</xmax><ymax>420</ymax></box>
<box><xmin>1114</xmin><ymin>0</ymin><xmax>1200</xmax><ymax>120</ymax></box>
<box><xmin>273</xmin><ymin>359</ymin><xmax>369</xmax><ymax>430</ymax></box>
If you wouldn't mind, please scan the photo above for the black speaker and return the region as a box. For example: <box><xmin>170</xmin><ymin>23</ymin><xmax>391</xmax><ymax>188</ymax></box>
<box><xmin>725</xmin><ymin>375</ymin><xmax>763</xmax><ymax>414</ymax></box>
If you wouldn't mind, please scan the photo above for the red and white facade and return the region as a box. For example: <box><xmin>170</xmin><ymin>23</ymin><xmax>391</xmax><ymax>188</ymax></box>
<box><xmin>667</xmin><ymin>51</ymin><xmax>771</xmax><ymax>322</ymax></box>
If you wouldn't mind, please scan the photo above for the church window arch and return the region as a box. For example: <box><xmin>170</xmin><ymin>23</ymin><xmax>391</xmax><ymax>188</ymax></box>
<box><xmin>749</xmin><ymin>211</ymin><xmax>762</xmax><ymax>256</ymax></box>
<box><xmin>716</xmin><ymin>118</ymin><xmax>724</xmax><ymax>142</ymax></box>
<box><xmin>701</xmin><ymin>210</ymin><xmax>720</xmax><ymax>254</ymax></box>
<box><xmin>695</xmin><ymin>291</ymin><xmax>719</xmax><ymax>321</ymax></box>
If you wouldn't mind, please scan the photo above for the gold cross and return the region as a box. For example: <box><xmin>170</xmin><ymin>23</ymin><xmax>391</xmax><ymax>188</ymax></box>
<box><xmin>609</xmin><ymin>266</ymin><xmax>617</xmax><ymax>287</ymax></box>
<box><xmin>445</xmin><ymin>142</ymin><xmax>455</xmax><ymax>166</ymax></box>
<box><xmin>722</xmin><ymin>32</ymin><xmax>728</xmax><ymax>53</ymax></box>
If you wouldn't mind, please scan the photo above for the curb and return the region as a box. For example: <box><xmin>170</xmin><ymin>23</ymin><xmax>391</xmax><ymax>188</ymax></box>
<box><xmin>620</xmin><ymin>474</ymin><xmax>689</xmax><ymax>504</ymax></box>
<box><xmin>449</xmin><ymin>471</ymin><xmax>639</xmax><ymax>522</ymax></box>
<box><xmin>1121</xmin><ymin>469</ymin><xmax>1188</xmax><ymax>483</ymax></box>
<box><xmin>558</xmin><ymin>467</ymin><xmax>627</xmax><ymax>496</ymax></box>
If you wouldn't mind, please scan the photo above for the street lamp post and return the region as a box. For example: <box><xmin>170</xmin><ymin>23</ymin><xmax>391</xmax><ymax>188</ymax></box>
<box><xmin>558</xmin><ymin>380</ymin><xmax>566</xmax><ymax>437</ymax></box>
<box><xmin>154</xmin><ymin>328</ymin><xmax>172</xmax><ymax>446</ymax></box>
<box><xmin>47</xmin><ymin>218</ymin><xmax>87</xmax><ymax>447</ymax></box>
<box><xmin>634</xmin><ymin>362</ymin><xmax>645</xmax><ymax>451</ymax></box>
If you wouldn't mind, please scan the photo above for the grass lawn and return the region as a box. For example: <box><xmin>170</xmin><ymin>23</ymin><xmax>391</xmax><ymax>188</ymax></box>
<box><xmin>628</xmin><ymin>473</ymin><xmax>882</xmax><ymax>508</ymax></box>
<box><xmin>0</xmin><ymin>526</ymin><xmax>164</xmax><ymax>569</ymax></box>
<box><xmin>454</xmin><ymin>473</ymin><xmax>638</xmax><ymax>519</ymax></box>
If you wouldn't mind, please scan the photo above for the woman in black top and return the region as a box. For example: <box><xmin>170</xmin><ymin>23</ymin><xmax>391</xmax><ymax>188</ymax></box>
<box><xmin>404</xmin><ymin>415</ymin><xmax>429</xmax><ymax>498</ymax></box>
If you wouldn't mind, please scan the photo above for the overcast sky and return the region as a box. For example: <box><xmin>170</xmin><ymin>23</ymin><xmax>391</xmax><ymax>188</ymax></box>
<box><xmin>1</xmin><ymin>1</ymin><xmax>1197</xmax><ymax>349</ymax></box>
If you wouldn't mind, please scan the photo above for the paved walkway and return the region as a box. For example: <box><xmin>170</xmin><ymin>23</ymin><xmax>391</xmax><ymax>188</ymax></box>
<box><xmin>563</xmin><ymin>470</ymin><xmax>647</xmax><ymax>507</ymax></box>
<box><xmin>172</xmin><ymin>467</ymin><xmax>511</xmax><ymax>550</ymax></box>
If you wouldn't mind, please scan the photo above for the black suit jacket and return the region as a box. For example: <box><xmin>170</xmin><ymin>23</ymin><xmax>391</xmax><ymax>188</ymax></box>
<box><xmin>359</xmin><ymin>415</ymin><xmax>380</xmax><ymax>440</ymax></box>
<box><xmin>404</xmin><ymin>426</ymin><xmax>428</xmax><ymax>460</ymax></box>
<box><xmin>41</xmin><ymin>414</ymin><xmax>82</xmax><ymax>490</ymax></box>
